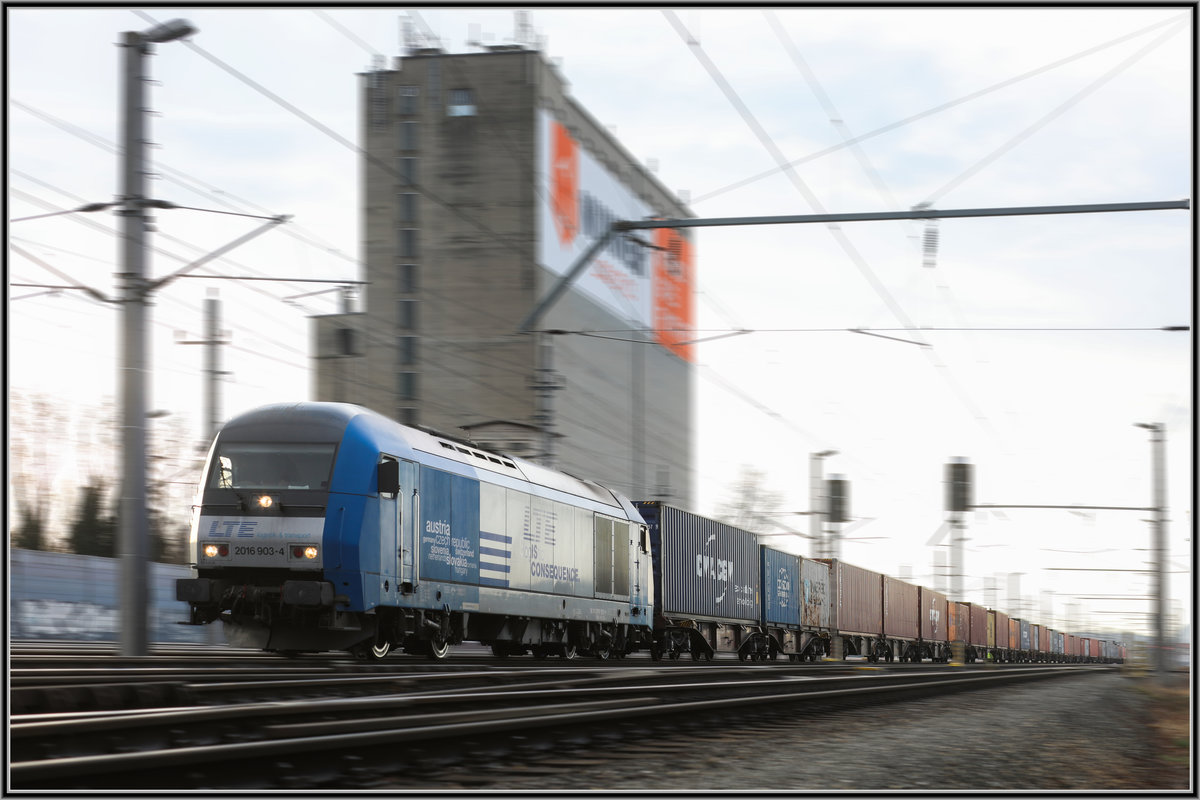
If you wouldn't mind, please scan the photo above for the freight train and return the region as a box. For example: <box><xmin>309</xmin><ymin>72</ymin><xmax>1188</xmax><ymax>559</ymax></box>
<box><xmin>177</xmin><ymin>403</ymin><xmax>1125</xmax><ymax>664</ymax></box>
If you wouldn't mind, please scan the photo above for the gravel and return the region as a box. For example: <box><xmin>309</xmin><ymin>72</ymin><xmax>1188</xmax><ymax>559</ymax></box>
<box><xmin>474</xmin><ymin>670</ymin><xmax>1188</xmax><ymax>792</ymax></box>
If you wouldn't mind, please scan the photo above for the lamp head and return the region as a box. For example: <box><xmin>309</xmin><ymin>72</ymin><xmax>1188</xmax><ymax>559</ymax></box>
<box><xmin>141</xmin><ymin>19</ymin><xmax>197</xmax><ymax>43</ymax></box>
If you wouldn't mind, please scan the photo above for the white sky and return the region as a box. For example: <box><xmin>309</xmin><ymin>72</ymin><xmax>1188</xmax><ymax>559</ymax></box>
<box><xmin>7</xmin><ymin>6</ymin><xmax>1193</xmax><ymax>641</ymax></box>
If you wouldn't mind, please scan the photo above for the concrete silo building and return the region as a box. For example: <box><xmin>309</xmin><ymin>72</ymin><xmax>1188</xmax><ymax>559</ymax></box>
<box><xmin>313</xmin><ymin>41</ymin><xmax>696</xmax><ymax>507</ymax></box>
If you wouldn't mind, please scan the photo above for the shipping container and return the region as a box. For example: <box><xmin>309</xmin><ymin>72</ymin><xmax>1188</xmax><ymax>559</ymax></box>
<box><xmin>883</xmin><ymin>576</ymin><xmax>920</xmax><ymax>640</ymax></box>
<box><xmin>1039</xmin><ymin>625</ymin><xmax>1051</xmax><ymax>653</ymax></box>
<box><xmin>949</xmin><ymin>601</ymin><xmax>970</xmax><ymax>642</ymax></box>
<box><xmin>1009</xmin><ymin>618</ymin><xmax>1020</xmax><ymax>654</ymax></box>
<box><xmin>1019</xmin><ymin>619</ymin><xmax>1031</xmax><ymax>652</ymax></box>
<box><xmin>994</xmin><ymin>610</ymin><xmax>1010</xmax><ymax>651</ymax></box>
<box><xmin>800</xmin><ymin>557</ymin><xmax>832</xmax><ymax>630</ymax></box>
<box><xmin>761</xmin><ymin>546</ymin><xmax>800</xmax><ymax>627</ymax></box>
<box><xmin>986</xmin><ymin>609</ymin><xmax>996</xmax><ymax>650</ymax></box>
<box><xmin>920</xmin><ymin>587</ymin><xmax>948</xmax><ymax>643</ymax></box>
<box><xmin>825</xmin><ymin>559</ymin><xmax>883</xmax><ymax>636</ymax></box>
<box><xmin>636</xmin><ymin>502</ymin><xmax>760</xmax><ymax>624</ymax></box>
<box><xmin>969</xmin><ymin>604</ymin><xmax>988</xmax><ymax>647</ymax></box>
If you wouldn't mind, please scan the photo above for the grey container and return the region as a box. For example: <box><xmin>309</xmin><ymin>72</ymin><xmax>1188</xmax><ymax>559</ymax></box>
<box><xmin>1019</xmin><ymin>619</ymin><xmax>1031</xmax><ymax>651</ymax></box>
<box><xmin>637</xmin><ymin>502</ymin><xmax>760</xmax><ymax>625</ymax></box>
<box><xmin>920</xmin><ymin>587</ymin><xmax>948</xmax><ymax>643</ymax></box>
<box><xmin>824</xmin><ymin>559</ymin><xmax>883</xmax><ymax>636</ymax></box>
<box><xmin>800</xmin><ymin>557</ymin><xmax>832</xmax><ymax>630</ymax></box>
<box><xmin>761</xmin><ymin>546</ymin><xmax>800</xmax><ymax>627</ymax></box>
<box><xmin>884</xmin><ymin>576</ymin><xmax>920</xmax><ymax>639</ymax></box>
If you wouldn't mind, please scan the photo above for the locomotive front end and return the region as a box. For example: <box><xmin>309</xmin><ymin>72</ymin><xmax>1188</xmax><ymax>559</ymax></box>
<box><xmin>176</xmin><ymin>404</ymin><xmax>353</xmax><ymax>652</ymax></box>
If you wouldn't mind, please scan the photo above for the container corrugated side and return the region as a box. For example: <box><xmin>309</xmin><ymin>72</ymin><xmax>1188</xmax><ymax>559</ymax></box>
<box><xmin>920</xmin><ymin>587</ymin><xmax>948</xmax><ymax>642</ymax></box>
<box><xmin>638</xmin><ymin>502</ymin><xmax>760</xmax><ymax>624</ymax></box>
<box><xmin>761</xmin><ymin>546</ymin><xmax>800</xmax><ymax>627</ymax></box>
<box><xmin>994</xmin><ymin>610</ymin><xmax>1010</xmax><ymax>649</ymax></box>
<box><xmin>1031</xmin><ymin>624</ymin><xmax>1043</xmax><ymax>653</ymax></box>
<box><xmin>825</xmin><ymin>559</ymin><xmax>882</xmax><ymax>636</ymax></box>
<box><xmin>883</xmin><ymin>576</ymin><xmax>919</xmax><ymax>639</ymax></box>
<box><xmin>986</xmin><ymin>610</ymin><xmax>996</xmax><ymax>649</ymax></box>
<box><xmin>1019</xmin><ymin>619</ymin><xmax>1031</xmax><ymax>651</ymax></box>
<box><xmin>969</xmin><ymin>604</ymin><xmax>988</xmax><ymax>647</ymax></box>
<box><xmin>799</xmin><ymin>557</ymin><xmax>832</xmax><ymax>629</ymax></box>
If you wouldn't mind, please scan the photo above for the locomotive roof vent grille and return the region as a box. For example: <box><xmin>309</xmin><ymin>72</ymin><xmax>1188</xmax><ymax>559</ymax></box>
<box><xmin>438</xmin><ymin>440</ymin><xmax>516</xmax><ymax>470</ymax></box>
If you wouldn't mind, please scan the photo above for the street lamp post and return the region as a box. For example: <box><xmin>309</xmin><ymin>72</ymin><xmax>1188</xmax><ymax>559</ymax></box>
<box><xmin>1134</xmin><ymin>422</ymin><xmax>1169</xmax><ymax>681</ymax></box>
<box><xmin>117</xmin><ymin>19</ymin><xmax>196</xmax><ymax>657</ymax></box>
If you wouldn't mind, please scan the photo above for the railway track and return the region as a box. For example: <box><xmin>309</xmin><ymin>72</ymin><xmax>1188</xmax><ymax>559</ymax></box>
<box><xmin>11</xmin><ymin>644</ymin><xmax>1104</xmax><ymax>789</ymax></box>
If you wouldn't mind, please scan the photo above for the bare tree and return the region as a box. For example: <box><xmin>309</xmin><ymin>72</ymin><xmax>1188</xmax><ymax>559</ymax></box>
<box><xmin>714</xmin><ymin>465</ymin><xmax>784</xmax><ymax>534</ymax></box>
<box><xmin>9</xmin><ymin>392</ymin><xmax>69</xmax><ymax>551</ymax></box>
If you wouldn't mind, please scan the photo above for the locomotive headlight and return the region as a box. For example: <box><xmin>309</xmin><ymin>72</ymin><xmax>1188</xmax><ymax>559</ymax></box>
<box><xmin>257</xmin><ymin>495</ymin><xmax>274</xmax><ymax>508</ymax></box>
<box><xmin>204</xmin><ymin>544</ymin><xmax>219</xmax><ymax>558</ymax></box>
<box><xmin>290</xmin><ymin>545</ymin><xmax>320</xmax><ymax>560</ymax></box>
<box><xmin>304</xmin><ymin>546</ymin><xmax>318</xmax><ymax>560</ymax></box>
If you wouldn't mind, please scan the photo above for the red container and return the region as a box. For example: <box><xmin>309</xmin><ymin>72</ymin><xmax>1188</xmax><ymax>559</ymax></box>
<box><xmin>994</xmin><ymin>610</ymin><xmax>1010</xmax><ymax>649</ymax></box>
<box><xmin>920</xmin><ymin>587</ymin><xmax>948</xmax><ymax>642</ymax></box>
<box><xmin>883</xmin><ymin>576</ymin><xmax>920</xmax><ymax>639</ymax></box>
<box><xmin>969</xmin><ymin>603</ymin><xmax>987</xmax><ymax>647</ymax></box>
<box><xmin>1009</xmin><ymin>618</ymin><xmax>1020</xmax><ymax>651</ymax></box>
<box><xmin>826</xmin><ymin>559</ymin><xmax>883</xmax><ymax>636</ymax></box>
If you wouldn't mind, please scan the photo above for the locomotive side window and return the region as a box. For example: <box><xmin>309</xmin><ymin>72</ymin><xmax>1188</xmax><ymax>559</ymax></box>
<box><xmin>207</xmin><ymin>443</ymin><xmax>336</xmax><ymax>490</ymax></box>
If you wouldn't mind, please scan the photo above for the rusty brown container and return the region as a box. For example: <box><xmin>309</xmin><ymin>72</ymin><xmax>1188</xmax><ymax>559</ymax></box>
<box><xmin>920</xmin><ymin>587</ymin><xmax>948</xmax><ymax>642</ymax></box>
<box><xmin>969</xmin><ymin>603</ymin><xmax>987</xmax><ymax>647</ymax></box>
<box><xmin>1009</xmin><ymin>618</ymin><xmax>1020</xmax><ymax>651</ymax></box>
<box><xmin>825</xmin><ymin>559</ymin><xmax>883</xmax><ymax>636</ymax></box>
<box><xmin>948</xmin><ymin>601</ymin><xmax>970</xmax><ymax>642</ymax></box>
<box><xmin>1039</xmin><ymin>625</ymin><xmax>1051</xmax><ymax>653</ymax></box>
<box><xmin>883</xmin><ymin>576</ymin><xmax>920</xmax><ymax>639</ymax></box>
<box><xmin>994</xmin><ymin>610</ymin><xmax>1010</xmax><ymax>649</ymax></box>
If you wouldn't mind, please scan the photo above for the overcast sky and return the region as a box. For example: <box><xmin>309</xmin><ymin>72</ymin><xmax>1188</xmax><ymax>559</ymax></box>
<box><xmin>7</xmin><ymin>6</ymin><xmax>1192</xmax><ymax>640</ymax></box>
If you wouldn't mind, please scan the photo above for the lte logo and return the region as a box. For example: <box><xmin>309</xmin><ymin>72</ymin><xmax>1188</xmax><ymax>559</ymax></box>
<box><xmin>550</xmin><ymin>121</ymin><xmax>578</xmax><ymax>246</ymax></box>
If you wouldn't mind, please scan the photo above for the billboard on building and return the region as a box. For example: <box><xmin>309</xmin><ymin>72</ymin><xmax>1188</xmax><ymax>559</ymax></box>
<box><xmin>538</xmin><ymin>111</ymin><xmax>694</xmax><ymax>362</ymax></box>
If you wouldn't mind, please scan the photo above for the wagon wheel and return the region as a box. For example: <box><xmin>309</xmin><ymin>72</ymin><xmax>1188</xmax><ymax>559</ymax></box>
<box><xmin>426</xmin><ymin>638</ymin><xmax>450</xmax><ymax>660</ymax></box>
<box><xmin>650</xmin><ymin>642</ymin><xmax>663</xmax><ymax>661</ymax></box>
<box><xmin>490</xmin><ymin>642</ymin><xmax>510</xmax><ymax>658</ymax></box>
<box><xmin>560</xmin><ymin>643</ymin><xmax>577</xmax><ymax>660</ymax></box>
<box><xmin>593</xmin><ymin>641</ymin><xmax>612</xmax><ymax>660</ymax></box>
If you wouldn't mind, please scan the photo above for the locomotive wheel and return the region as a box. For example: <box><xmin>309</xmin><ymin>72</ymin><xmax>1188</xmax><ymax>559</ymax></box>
<box><xmin>426</xmin><ymin>639</ymin><xmax>450</xmax><ymax>660</ymax></box>
<box><xmin>371</xmin><ymin>641</ymin><xmax>391</xmax><ymax>660</ymax></box>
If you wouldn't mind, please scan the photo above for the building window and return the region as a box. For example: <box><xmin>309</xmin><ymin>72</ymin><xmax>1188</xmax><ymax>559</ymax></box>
<box><xmin>447</xmin><ymin>88</ymin><xmax>476</xmax><ymax>117</ymax></box>
<box><xmin>397</xmin><ymin>299</ymin><xmax>418</xmax><ymax>331</ymax></box>
<box><xmin>397</xmin><ymin>157</ymin><xmax>417</xmax><ymax>186</ymax></box>
<box><xmin>399</xmin><ymin>121</ymin><xmax>418</xmax><ymax>151</ymax></box>
<box><xmin>398</xmin><ymin>228</ymin><xmax>418</xmax><ymax>259</ymax></box>
<box><xmin>428</xmin><ymin>61</ymin><xmax>440</xmax><ymax>111</ymax></box>
<box><xmin>397</xmin><ymin>371</ymin><xmax>418</xmax><ymax>401</ymax></box>
<box><xmin>398</xmin><ymin>86</ymin><xmax>419</xmax><ymax>115</ymax></box>
<box><xmin>397</xmin><ymin>193</ymin><xmax>418</xmax><ymax>224</ymax></box>
<box><xmin>398</xmin><ymin>263</ymin><xmax>417</xmax><ymax>293</ymax></box>
<box><xmin>397</xmin><ymin>335</ymin><xmax>417</xmax><ymax>366</ymax></box>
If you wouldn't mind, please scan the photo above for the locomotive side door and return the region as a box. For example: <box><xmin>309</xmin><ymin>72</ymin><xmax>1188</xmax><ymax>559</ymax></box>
<box><xmin>379</xmin><ymin>457</ymin><xmax>419</xmax><ymax>594</ymax></box>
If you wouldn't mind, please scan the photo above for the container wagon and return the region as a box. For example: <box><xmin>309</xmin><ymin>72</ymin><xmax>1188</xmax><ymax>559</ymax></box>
<box><xmin>919</xmin><ymin>586</ymin><xmax>950</xmax><ymax>662</ymax></box>
<box><xmin>636</xmin><ymin>502</ymin><xmax>763</xmax><ymax>661</ymax></box>
<box><xmin>992</xmin><ymin>609</ymin><xmax>1010</xmax><ymax>662</ymax></box>
<box><xmin>968</xmin><ymin>603</ymin><xmax>987</xmax><ymax>662</ymax></box>
<box><xmin>883</xmin><ymin>575</ymin><xmax>921</xmax><ymax>662</ymax></box>
<box><xmin>761</xmin><ymin>546</ymin><xmax>801</xmax><ymax>660</ymax></box>
<box><xmin>821</xmin><ymin>559</ymin><xmax>886</xmax><ymax>661</ymax></box>
<box><xmin>798</xmin><ymin>556</ymin><xmax>833</xmax><ymax>660</ymax></box>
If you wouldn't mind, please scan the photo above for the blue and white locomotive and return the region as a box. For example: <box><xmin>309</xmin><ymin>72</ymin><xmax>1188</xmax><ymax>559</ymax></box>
<box><xmin>176</xmin><ymin>403</ymin><xmax>653</xmax><ymax>659</ymax></box>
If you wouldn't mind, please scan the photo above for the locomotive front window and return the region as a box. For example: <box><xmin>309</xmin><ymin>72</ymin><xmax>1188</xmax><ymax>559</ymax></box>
<box><xmin>209</xmin><ymin>443</ymin><xmax>336</xmax><ymax>490</ymax></box>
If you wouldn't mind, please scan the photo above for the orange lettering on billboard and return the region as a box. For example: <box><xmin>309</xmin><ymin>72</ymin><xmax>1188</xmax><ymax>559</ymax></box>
<box><xmin>653</xmin><ymin>227</ymin><xmax>695</xmax><ymax>363</ymax></box>
<box><xmin>550</xmin><ymin>121</ymin><xmax>578</xmax><ymax>246</ymax></box>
